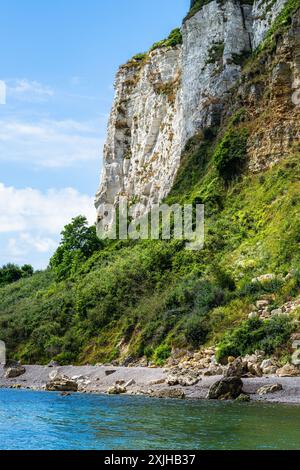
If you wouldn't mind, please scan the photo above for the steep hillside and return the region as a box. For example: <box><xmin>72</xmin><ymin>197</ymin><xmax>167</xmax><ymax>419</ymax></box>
<box><xmin>0</xmin><ymin>0</ymin><xmax>299</xmax><ymax>366</ymax></box>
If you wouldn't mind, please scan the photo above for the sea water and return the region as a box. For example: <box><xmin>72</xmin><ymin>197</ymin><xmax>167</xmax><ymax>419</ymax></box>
<box><xmin>0</xmin><ymin>389</ymin><xmax>300</xmax><ymax>450</ymax></box>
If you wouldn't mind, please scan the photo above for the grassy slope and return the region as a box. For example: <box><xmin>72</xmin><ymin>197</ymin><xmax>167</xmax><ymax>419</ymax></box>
<box><xmin>1</xmin><ymin>148</ymin><xmax>299</xmax><ymax>365</ymax></box>
<box><xmin>0</xmin><ymin>2</ymin><xmax>299</xmax><ymax>366</ymax></box>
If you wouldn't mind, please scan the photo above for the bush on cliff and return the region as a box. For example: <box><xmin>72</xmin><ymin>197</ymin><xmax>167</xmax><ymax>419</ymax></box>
<box><xmin>216</xmin><ymin>316</ymin><xmax>295</xmax><ymax>362</ymax></box>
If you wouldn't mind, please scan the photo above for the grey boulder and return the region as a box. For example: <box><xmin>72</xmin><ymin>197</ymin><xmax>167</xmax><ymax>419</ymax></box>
<box><xmin>207</xmin><ymin>377</ymin><xmax>243</xmax><ymax>400</ymax></box>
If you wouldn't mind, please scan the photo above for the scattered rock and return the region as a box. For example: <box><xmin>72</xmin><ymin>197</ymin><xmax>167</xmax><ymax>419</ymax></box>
<box><xmin>276</xmin><ymin>364</ymin><xmax>300</xmax><ymax>377</ymax></box>
<box><xmin>122</xmin><ymin>356</ymin><xmax>135</xmax><ymax>367</ymax></box>
<box><xmin>5</xmin><ymin>365</ymin><xmax>26</xmax><ymax>379</ymax></box>
<box><xmin>256</xmin><ymin>299</ymin><xmax>269</xmax><ymax>309</ymax></box>
<box><xmin>49</xmin><ymin>369</ymin><xmax>61</xmax><ymax>381</ymax></box>
<box><xmin>166</xmin><ymin>369</ymin><xmax>199</xmax><ymax>387</ymax></box>
<box><xmin>149</xmin><ymin>378</ymin><xmax>165</xmax><ymax>385</ymax></box>
<box><xmin>255</xmin><ymin>350</ymin><xmax>265</xmax><ymax>359</ymax></box>
<box><xmin>178</xmin><ymin>375</ymin><xmax>200</xmax><ymax>386</ymax></box>
<box><xmin>203</xmin><ymin>365</ymin><xmax>223</xmax><ymax>376</ymax></box>
<box><xmin>236</xmin><ymin>393</ymin><xmax>250</xmax><ymax>402</ymax></box>
<box><xmin>225</xmin><ymin>358</ymin><xmax>247</xmax><ymax>378</ymax></box>
<box><xmin>247</xmin><ymin>363</ymin><xmax>263</xmax><ymax>377</ymax></box>
<box><xmin>71</xmin><ymin>375</ymin><xmax>86</xmax><ymax>381</ymax></box>
<box><xmin>166</xmin><ymin>374</ymin><xmax>199</xmax><ymax>386</ymax></box>
<box><xmin>248</xmin><ymin>312</ymin><xmax>258</xmax><ymax>319</ymax></box>
<box><xmin>10</xmin><ymin>383</ymin><xmax>22</xmax><ymax>389</ymax></box>
<box><xmin>260</xmin><ymin>358</ymin><xmax>278</xmax><ymax>375</ymax></box>
<box><xmin>46</xmin><ymin>375</ymin><xmax>78</xmax><ymax>392</ymax></box>
<box><xmin>125</xmin><ymin>379</ymin><xmax>136</xmax><ymax>387</ymax></box>
<box><xmin>197</xmin><ymin>358</ymin><xmax>211</xmax><ymax>369</ymax></box>
<box><xmin>244</xmin><ymin>353</ymin><xmax>258</xmax><ymax>363</ymax></box>
<box><xmin>107</xmin><ymin>384</ymin><xmax>127</xmax><ymax>395</ymax></box>
<box><xmin>166</xmin><ymin>375</ymin><xmax>179</xmax><ymax>386</ymax></box>
<box><xmin>105</xmin><ymin>370</ymin><xmax>116</xmax><ymax>376</ymax></box>
<box><xmin>261</xmin><ymin>359</ymin><xmax>275</xmax><ymax>369</ymax></box>
<box><xmin>4</xmin><ymin>360</ymin><xmax>21</xmax><ymax>369</ymax></box>
<box><xmin>207</xmin><ymin>377</ymin><xmax>243</xmax><ymax>400</ymax></box>
<box><xmin>262</xmin><ymin>366</ymin><xmax>278</xmax><ymax>375</ymax></box>
<box><xmin>291</xmin><ymin>333</ymin><xmax>300</xmax><ymax>341</ymax></box>
<box><xmin>257</xmin><ymin>384</ymin><xmax>283</xmax><ymax>395</ymax></box>
<box><xmin>149</xmin><ymin>388</ymin><xmax>185</xmax><ymax>399</ymax></box>
<box><xmin>271</xmin><ymin>308</ymin><xmax>283</xmax><ymax>316</ymax></box>
<box><xmin>115</xmin><ymin>379</ymin><xmax>126</xmax><ymax>385</ymax></box>
<box><xmin>252</xmin><ymin>274</ymin><xmax>276</xmax><ymax>284</ymax></box>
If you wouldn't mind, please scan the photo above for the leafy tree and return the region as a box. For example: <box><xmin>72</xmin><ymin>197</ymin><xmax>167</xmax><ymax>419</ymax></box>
<box><xmin>49</xmin><ymin>215</ymin><xmax>103</xmax><ymax>279</ymax></box>
<box><xmin>21</xmin><ymin>264</ymin><xmax>34</xmax><ymax>277</ymax></box>
<box><xmin>0</xmin><ymin>263</ymin><xmax>34</xmax><ymax>287</ymax></box>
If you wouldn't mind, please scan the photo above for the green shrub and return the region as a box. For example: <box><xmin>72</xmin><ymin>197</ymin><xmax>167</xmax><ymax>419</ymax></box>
<box><xmin>238</xmin><ymin>278</ymin><xmax>284</xmax><ymax>298</ymax></box>
<box><xmin>211</xmin><ymin>266</ymin><xmax>236</xmax><ymax>292</ymax></box>
<box><xmin>205</xmin><ymin>42</ymin><xmax>224</xmax><ymax>65</ymax></box>
<box><xmin>153</xmin><ymin>344</ymin><xmax>171</xmax><ymax>365</ymax></box>
<box><xmin>0</xmin><ymin>263</ymin><xmax>34</xmax><ymax>287</ymax></box>
<box><xmin>184</xmin><ymin>314</ymin><xmax>210</xmax><ymax>348</ymax></box>
<box><xmin>150</xmin><ymin>28</ymin><xmax>182</xmax><ymax>52</ymax></box>
<box><xmin>214</xmin><ymin>128</ymin><xmax>249</xmax><ymax>182</ymax></box>
<box><xmin>53</xmin><ymin>351</ymin><xmax>77</xmax><ymax>365</ymax></box>
<box><xmin>216</xmin><ymin>316</ymin><xmax>294</xmax><ymax>362</ymax></box>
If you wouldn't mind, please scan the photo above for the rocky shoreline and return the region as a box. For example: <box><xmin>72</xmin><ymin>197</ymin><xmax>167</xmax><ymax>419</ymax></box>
<box><xmin>1</xmin><ymin>364</ymin><xmax>300</xmax><ymax>404</ymax></box>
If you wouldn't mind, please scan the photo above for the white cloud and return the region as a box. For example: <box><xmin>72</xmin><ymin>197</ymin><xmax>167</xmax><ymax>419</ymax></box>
<box><xmin>0</xmin><ymin>183</ymin><xmax>96</xmax><ymax>234</ymax></box>
<box><xmin>0</xmin><ymin>118</ymin><xmax>102</xmax><ymax>168</ymax></box>
<box><xmin>7</xmin><ymin>79</ymin><xmax>54</xmax><ymax>101</ymax></box>
<box><xmin>0</xmin><ymin>80</ymin><xmax>6</xmax><ymax>105</ymax></box>
<box><xmin>4</xmin><ymin>235</ymin><xmax>58</xmax><ymax>268</ymax></box>
<box><xmin>0</xmin><ymin>183</ymin><xmax>97</xmax><ymax>268</ymax></box>
<box><xmin>7</xmin><ymin>234</ymin><xmax>57</xmax><ymax>257</ymax></box>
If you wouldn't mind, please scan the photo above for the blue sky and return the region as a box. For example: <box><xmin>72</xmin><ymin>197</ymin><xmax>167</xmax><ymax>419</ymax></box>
<box><xmin>0</xmin><ymin>0</ymin><xmax>190</xmax><ymax>269</ymax></box>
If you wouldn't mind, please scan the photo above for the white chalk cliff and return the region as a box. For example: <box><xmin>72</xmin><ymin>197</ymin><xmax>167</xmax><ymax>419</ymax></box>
<box><xmin>95</xmin><ymin>0</ymin><xmax>289</xmax><ymax>217</ymax></box>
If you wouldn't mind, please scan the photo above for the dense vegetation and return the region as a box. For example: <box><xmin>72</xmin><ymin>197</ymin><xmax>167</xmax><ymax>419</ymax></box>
<box><xmin>0</xmin><ymin>264</ymin><xmax>34</xmax><ymax>288</ymax></box>
<box><xmin>149</xmin><ymin>28</ymin><xmax>183</xmax><ymax>52</ymax></box>
<box><xmin>0</xmin><ymin>1</ymin><xmax>299</xmax><ymax>366</ymax></box>
<box><xmin>49</xmin><ymin>216</ymin><xmax>103</xmax><ymax>280</ymax></box>
<box><xmin>1</xmin><ymin>130</ymin><xmax>299</xmax><ymax>365</ymax></box>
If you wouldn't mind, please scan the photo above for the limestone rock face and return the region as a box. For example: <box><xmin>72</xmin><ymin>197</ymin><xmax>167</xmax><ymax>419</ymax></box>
<box><xmin>245</xmin><ymin>7</ymin><xmax>300</xmax><ymax>173</ymax></box>
<box><xmin>181</xmin><ymin>0</ymin><xmax>252</xmax><ymax>142</ymax></box>
<box><xmin>252</xmin><ymin>0</ymin><xmax>287</xmax><ymax>49</ymax></box>
<box><xmin>95</xmin><ymin>46</ymin><xmax>183</xmax><ymax>217</ymax></box>
<box><xmin>95</xmin><ymin>0</ymin><xmax>290</xmax><ymax>218</ymax></box>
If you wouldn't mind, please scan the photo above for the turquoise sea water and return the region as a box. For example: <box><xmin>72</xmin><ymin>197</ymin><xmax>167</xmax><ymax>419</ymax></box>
<box><xmin>0</xmin><ymin>389</ymin><xmax>300</xmax><ymax>450</ymax></box>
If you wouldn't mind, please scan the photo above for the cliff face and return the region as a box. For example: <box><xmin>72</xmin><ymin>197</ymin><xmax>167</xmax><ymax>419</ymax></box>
<box><xmin>252</xmin><ymin>0</ymin><xmax>287</xmax><ymax>49</ymax></box>
<box><xmin>2</xmin><ymin>2</ymin><xmax>300</xmax><ymax>368</ymax></box>
<box><xmin>243</xmin><ymin>6</ymin><xmax>300</xmax><ymax>172</ymax></box>
<box><xmin>95</xmin><ymin>0</ymin><xmax>297</xmax><ymax>215</ymax></box>
<box><xmin>181</xmin><ymin>0</ymin><xmax>253</xmax><ymax>142</ymax></box>
<box><xmin>95</xmin><ymin>46</ymin><xmax>182</xmax><ymax>214</ymax></box>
